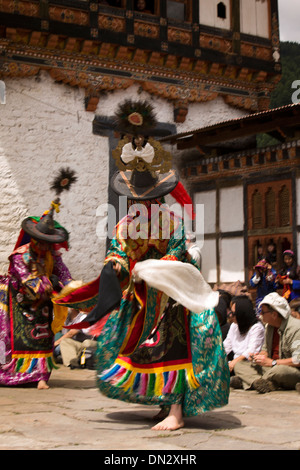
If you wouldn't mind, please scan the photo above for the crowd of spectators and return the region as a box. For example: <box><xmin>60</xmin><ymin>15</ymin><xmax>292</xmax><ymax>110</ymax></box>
<box><xmin>216</xmin><ymin>248</ymin><xmax>300</xmax><ymax>394</ymax></box>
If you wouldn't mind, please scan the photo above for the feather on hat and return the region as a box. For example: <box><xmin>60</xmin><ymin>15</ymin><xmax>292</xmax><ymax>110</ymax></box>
<box><xmin>22</xmin><ymin>167</ymin><xmax>77</xmax><ymax>243</ymax></box>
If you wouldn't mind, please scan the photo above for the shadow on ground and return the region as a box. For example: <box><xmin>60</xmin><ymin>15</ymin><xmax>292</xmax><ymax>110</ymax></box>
<box><xmin>105</xmin><ymin>409</ymin><xmax>242</xmax><ymax>431</ymax></box>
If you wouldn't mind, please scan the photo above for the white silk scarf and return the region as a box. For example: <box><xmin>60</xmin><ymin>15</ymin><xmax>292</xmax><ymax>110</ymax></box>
<box><xmin>132</xmin><ymin>259</ymin><xmax>219</xmax><ymax>313</ymax></box>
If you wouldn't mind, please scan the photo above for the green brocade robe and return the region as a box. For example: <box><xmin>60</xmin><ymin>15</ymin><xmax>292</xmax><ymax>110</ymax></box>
<box><xmin>96</xmin><ymin>212</ymin><xmax>230</xmax><ymax>417</ymax></box>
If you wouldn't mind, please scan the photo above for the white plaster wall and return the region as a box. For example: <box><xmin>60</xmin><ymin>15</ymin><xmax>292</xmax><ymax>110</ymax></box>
<box><xmin>175</xmin><ymin>96</ymin><xmax>246</xmax><ymax>133</ymax></box>
<box><xmin>219</xmin><ymin>186</ymin><xmax>244</xmax><ymax>232</ymax></box>
<box><xmin>240</xmin><ymin>0</ymin><xmax>269</xmax><ymax>39</ymax></box>
<box><xmin>201</xmin><ymin>238</ymin><xmax>218</xmax><ymax>283</ymax></box>
<box><xmin>0</xmin><ymin>71</ymin><xmax>108</xmax><ymax>281</ymax></box>
<box><xmin>199</xmin><ymin>0</ymin><xmax>231</xmax><ymax>30</ymax></box>
<box><xmin>220</xmin><ymin>237</ymin><xmax>245</xmax><ymax>282</ymax></box>
<box><xmin>0</xmin><ymin>73</ymin><xmax>246</xmax><ymax>282</ymax></box>
<box><xmin>194</xmin><ymin>190</ymin><xmax>216</xmax><ymax>234</ymax></box>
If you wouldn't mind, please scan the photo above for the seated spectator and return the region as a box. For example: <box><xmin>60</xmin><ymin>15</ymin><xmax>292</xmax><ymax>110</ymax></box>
<box><xmin>276</xmin><ymin>250</ymin><xmax>300</xmax><ymax>301</ymax></box>
<box><xmin>223</xmin><ymin>295</ymin><xmax>265</xmax><ymax>389</ymax></box>
<box><xmin>54</xmin><ymin>308</ymin><xmax>83</xmax><ymax>362</ymax></box>
<box><xmin>249</xmin><ymin>259</ymin><xmax>277</xmax><ymax>316</ymax></box>
<box><xmin>54</xmin><ymin>308</ymin><xmax>97</xmax><ymax>368</ymax></box>
<box><xmin>233</xmin><ymin>292</ymin><xmax>300</xmax><ymax>393</ymax></box>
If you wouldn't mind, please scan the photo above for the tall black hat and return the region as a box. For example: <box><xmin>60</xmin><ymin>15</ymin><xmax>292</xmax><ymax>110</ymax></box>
<box><xmin>111</xmin><ymin>100</ymin><xmax>178</xmax><ymax>200</ymax></box>
<box><xmin>21</xmin><ymin>167</ymin><xmax>77</xmax><ymax>243</ymax></box>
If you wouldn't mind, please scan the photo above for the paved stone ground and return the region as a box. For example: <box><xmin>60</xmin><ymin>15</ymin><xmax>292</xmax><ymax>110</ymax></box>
<box><xmin>0</xmin><ymin>365</ymin><xmax>299</xmax><ymax>451</ymax></box>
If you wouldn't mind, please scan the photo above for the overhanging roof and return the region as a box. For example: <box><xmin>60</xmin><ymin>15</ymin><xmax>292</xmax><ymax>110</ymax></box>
<box><xmin>160</xmin><ymin>103</ymin><xmax>300</xmax><ymax>150</ymax></box>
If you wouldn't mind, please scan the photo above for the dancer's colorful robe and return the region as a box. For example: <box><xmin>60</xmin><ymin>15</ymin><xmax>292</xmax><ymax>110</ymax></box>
<box><xmin>0</xmin><ymin>241</ymin><xmax>72</xmax><ymax>386</ymax></box>
<box><xmin>56</xmin><ymin>206</ymin><xmax>230</xmax><ymax>416</ymax></box>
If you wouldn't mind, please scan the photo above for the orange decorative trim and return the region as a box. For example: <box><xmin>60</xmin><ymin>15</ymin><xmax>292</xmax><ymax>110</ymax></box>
<box><xmin>98</xmin><ymin>14</ymin><xmax>126</xmax><ymax>33</ymax></box>
<box><xmin>0</xmin><ymin>0</ymin><xmax>39</xmax><ymax>16</ymax></box>
<box><xmin>49</xmin><ymin>68</ymin><xmax>134</xmax><ymax>93</ymax></box>
<box><xmin>134</xmin><ymin>21</ymin><xmax>159</xmax><ymax>39</ymax></box>
<box><xmin>49</xmin><ymin>6</ymin><xmax>89</xmax><ymax>26</ymax></box>
<box><xmin>168</xmin><ymin>27</ymin><xmax>192</xmax><ymax>45</ymax></box>
<box><xmin>0</xmin><ymin>20</ymin><xmax>281</xmax><ymax>119</ymax></box>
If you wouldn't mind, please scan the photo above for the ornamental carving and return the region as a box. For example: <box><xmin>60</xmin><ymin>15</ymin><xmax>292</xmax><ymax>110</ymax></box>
<box><xmin>134</xmin><ymin>21</ymin><xmax>159</xmax><ymax>39</ymax></box>
<box><xmin>49</xmin><ymin>7</ymin><xmax>89</xmax><ymax>26</ymax></box>
<box><xmin>0</xmin><ymin>60</ymin><xmax>39</xmax><ymax>77</ymax></box>
<box><xmin>223</xmin><ymin>94</ymin><xmax>259</xmax><ymax>112</ymax></box>
<box><xmin>98</xmin><ymin>15</ymin><xmax>126</xmax><ymax>32</ymax></box>
<box><xmin>0</xmin><ymin>5</ymin><xmax>281</xmax><ymax>121</ymax></box>
<box><xmin>240</xmin><ymin>42</ymin><xmax>272</xmax><ymax>61</ymax></box>
<box><xmin>271</xmin><ymin>12</ymin><xmax>280</xmax><ymax>49</ymax></box>
<box><xmin>0</xmin><ymin>0</ymin><xmax>39</xmax><ymax>16</ymax></box>
<box><xmin>200</xmin><ymin>34</ymin><xmax>232</xmax><ymax>55</ymax></box>
<box><xmin>49</xmin><ymin>68</ymin><xmax>133</xmax><ymax>93</ymax></box>
<box><xmin>168</xmin><ymin>28</ymin><xmax>192</xmax><ymax>45</ymax></box>
<box><xmin>141</xmin><ymin>80</ymin><xmax>218</xmax><ymax>104</ymax></box>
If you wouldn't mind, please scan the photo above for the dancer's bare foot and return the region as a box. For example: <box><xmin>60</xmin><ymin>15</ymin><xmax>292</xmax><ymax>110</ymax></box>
<box><xmin>151</xmin><ymin>404</ymin><xmax>184</xmax><ymax>431</ymax></box>
<box><xmin>37</xmin><ymin>380</ymin><xmax>49</xmax><ymax>390</ymax></box>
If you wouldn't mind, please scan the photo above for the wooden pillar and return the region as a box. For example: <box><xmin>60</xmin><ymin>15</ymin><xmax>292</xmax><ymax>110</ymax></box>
<box><xmin>89</xmin><ymin>1</ymin><xmax>99</xmax><ymax>39</ymax></box>
<box><xmin>232</xmin><ymin>0</ymin><xmax>241</xmax><ymax>55</ymax></box>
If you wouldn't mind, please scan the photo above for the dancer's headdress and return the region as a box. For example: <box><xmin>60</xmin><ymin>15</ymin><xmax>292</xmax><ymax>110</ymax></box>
<box><xmin>111</xmin><ymin>99</ymin><xmax>178</xmax><ymax>200</ymax></box>
<box><xmin>21</xmin><ymin>167</ymin><xmax>77</xmax><ymax>243</ymax></box>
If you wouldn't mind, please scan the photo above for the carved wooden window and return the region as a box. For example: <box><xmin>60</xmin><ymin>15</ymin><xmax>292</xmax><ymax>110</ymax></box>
<box><xmin>248</xmin><ymin>179</ymin><xmax>292</xmax><ymax>231</ymax></box>
<box><xmin>279</xmin><ymin>185</ymin><xmax>290</xmax><ymax>227</ymax></box>
<box><xmin>252</xmin><ymin>189</ymin><xmax>262</xmax><ymax>229</ymax></box>
<box><xmin>265</xmin><ymin>187</ymin><xmax>276</xmax><ymax>228</ymax></box>
<box><xmin>247</xmin><ymin>179</ymin><xmax>293</xmax><ymax>277</ymax></box>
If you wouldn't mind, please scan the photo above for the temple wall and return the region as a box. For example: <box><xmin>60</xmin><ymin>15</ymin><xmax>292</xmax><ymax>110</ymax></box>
<box><xmin>0</xmin><ymin>71</ymin><xmax>107</xmax><ymax>281</ymax></box>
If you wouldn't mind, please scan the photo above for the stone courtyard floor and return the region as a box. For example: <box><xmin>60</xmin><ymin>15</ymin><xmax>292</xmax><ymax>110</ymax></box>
<box><xmin>0</xmin><ymin>365</ymin><xmax>299</xmax><ymax>452</ymax></box>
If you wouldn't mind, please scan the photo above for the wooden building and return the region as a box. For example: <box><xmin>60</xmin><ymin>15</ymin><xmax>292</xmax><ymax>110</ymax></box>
<box><xmin>0</xmin><ymin>0</ymin><xmax>281</xmax><ymax>118</ymax></box>
<box><xmin>161</xmin><ymin>103</ymin><xmax>300</xmax><ymax>286</ymax></box>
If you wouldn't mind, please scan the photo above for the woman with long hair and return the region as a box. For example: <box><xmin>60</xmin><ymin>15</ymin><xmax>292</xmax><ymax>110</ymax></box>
<box><xmin>223</xmin><ymin>295</ymin><xmax>265</xmax><ymax>388</ymax></box>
